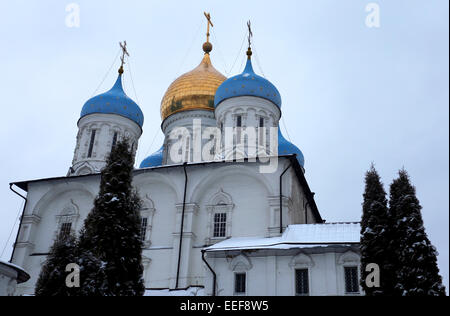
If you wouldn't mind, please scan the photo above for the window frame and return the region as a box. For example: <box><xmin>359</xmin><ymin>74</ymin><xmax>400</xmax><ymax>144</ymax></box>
<box><xmin>212</xmin><ymin>212</ymin><xmax>227</xmax><ymax>238</ymax></box>
<box><xmin>344</xmin><ymin>266</ymin><xmax>360</xmax><ymax>294</ymax></box>
<box><xmin>295</xmin><ymin>268</ymin><xmax>310</xmax><ymax>296</ymax></box>
<box><xmin>140</xmin><ymin>217</ymin><xmax>148</xmax><ymax>242</ymax></box>
<box><xmin>234</xmin><ymin>272</ymin><xmax>247</xmax><ymax>295</ymax></box>
<box><xmin>87</xmin><ymin>129</ymin><xmax>97</xmax><ymax>158</ymax></box>
<box><xmin>59</xmin><ymin>222</ymin><xmax>72</xmax><ymax>239</ymax></box>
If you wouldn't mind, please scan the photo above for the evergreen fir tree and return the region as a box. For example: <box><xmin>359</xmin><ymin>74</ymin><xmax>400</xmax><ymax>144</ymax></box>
<box><xmin>35</xmin><ymin>234</ymin><xmax>79</xmax><ymax>296</ymax></box>
<box><xmin>77</xmin><ymin>139</ymin><xmax>145</xmax><ymax>296</ymax></box>
<box><xmin>360</xmin><ymin>164</ymin><xmax>395</xmax><ymax>295</ymax></box>
<box><xmin>389</xmin><ymin>169</ymin><xmax>446</xmax><ymax>296</ymax></box>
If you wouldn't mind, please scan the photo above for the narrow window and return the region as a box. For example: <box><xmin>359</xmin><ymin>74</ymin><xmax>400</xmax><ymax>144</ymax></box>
<box><xmin>59</xmin><ymin>222</ymin><xmax>72</xmax><ymax>239</ymax></box>
<box><xmin>295</xmin><ymin>269</ymin><xmax>309</xmax><ymax>296</ymax></box>
<box><xmin>259</xmin><ymin>117</ymin><xmax>265</xmax><ymax>146</ymax></box>
<box><xmin>111</xmin><ymin>132</ymin><xmax>118</xmax><ymax>149</ymax></box>
<box><xmin>210</xmin><ymin>135</ymin><xmax>216</xmax><ymax>156</ymax></box>
<box><xmin>236</xmin><ymin>115</ymin><xmax>242</xmax><ymax>127</ymax></box>
<box><xmin>213</xmin><ymin>213</ymin><xmax>227</xmax><ymax>238</ymax></box>
<box><xmin>140</xmin><ymin>218</ymin><xmax>148</xmax><ymax>242</ymax></box>
<box><xmin>234</xmin><ymin>273</ymin><xmax>246</xmax><ymax>294</ymax></box>
<box><xmin>236</xmin><ymin>115</ymin><xmax>242</xmax><ymax>144</ymax></box>
<box><xmin>344</xmin><ymin>266</ymin><xmax>359</xmax><ymax>293</ymax></box>
<box><xmin>87</xmin><ymin>130</ymin><xmax>97</xmax><ymax>158</ymax></box>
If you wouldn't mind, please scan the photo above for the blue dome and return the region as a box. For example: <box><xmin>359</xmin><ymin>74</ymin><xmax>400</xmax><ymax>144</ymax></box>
<box><xmin>140</xmin><ymin>146</ymin><xmax>164</xmax><ymax>168</ymax></box>
<box><xmin>214</xmin><ymin>58</ymin><xmax>281</xmax><ymax>108</ymax></box>
<box><xmin>80</xmin><ymin>74</ymin><xmax>144</xmax><ymax>127</ymax></box>
<box><xmin>278</xmin><ymin>128</ymin><xmax>305</xmax><ymax>167</ymax></box>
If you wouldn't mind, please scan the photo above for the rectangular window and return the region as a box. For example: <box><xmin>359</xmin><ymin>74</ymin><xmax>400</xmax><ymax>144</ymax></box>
<box><xmin>59</xmin><ymin>222</ymin><xmax>72</xmax><ymax>238</ymax></box>
<box><xmin>112</xmin><ymin>132</ymin><xmax>118</xmax><ymax>149</ymax></box>
<box><xmin>344</xmin><ymin>266</ymin><xmax>359</xmax><ymax>293</ymax></box>
<box><xmin>259</xmin><ymin>117</ymin><xmax>265</xmax><ymax>146</ymax></box>
<box><xmin>87</xmin><ymin>130</ymin><xmax>97</xmax><ymax>158</ymax></box>
<box><xmin>213</xmin><ymin>213</ymin><xmax>227</xmax><ymax>238</ymax></box>
<box><xmin>236</xmin><ymin>116</ymin><xmax>242</xmax><ymax>144</ymax></box>
<box><xmin>234</xmin><ymin>273</ymin><xmax>246</xmax><ymax>294</ymax></box>
<box><xmin>236</xmin><ymin>115</ymin><xmax>242</xmax><ymax>127</ymax></box>
<box><xmin>140</xmin><ymin>218</ymin><xmax>148</xmax><ymax>242</ymax></box>
<box><xmin>295</xmin><ymin>269</ymin><xmax>309</xmax><ymax>296</ymax></box>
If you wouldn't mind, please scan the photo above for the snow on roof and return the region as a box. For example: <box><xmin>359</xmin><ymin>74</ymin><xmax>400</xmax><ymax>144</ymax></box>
<box><xmin>145</xmin><ymin>287</ymin><xmax>205</xmax><ymax>296</ymax></box>
<box><xmin>0</xmin><ymin>259</ymin><xmax>30</xmax><ymax>283</ymax></box>
<box><xmin>205</xmin><ymin>222</ymin><xmax>360</xmax><ymax>252</ymax></box>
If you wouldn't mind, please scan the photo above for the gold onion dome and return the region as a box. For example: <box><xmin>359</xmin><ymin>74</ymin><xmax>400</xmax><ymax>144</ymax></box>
<box><xmin>160</xmin><ymin>43</ymin><xmax>226</xmax><ymax>121</ymax></box>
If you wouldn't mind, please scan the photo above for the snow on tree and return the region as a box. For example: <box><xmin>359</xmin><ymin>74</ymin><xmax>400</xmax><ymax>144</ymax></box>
<box><xmin>77</xmin><ymin>139</ymin><xmax>145</xmax><ymax>296</ymax></box>
<box><xmin>389</xmin><ymin>169</ymin><xmax>446</xmax><ymax>296</ymax></box>
<box><xmin>360</xmin><ymin>164</ymin><xmax>395</xmax><ymax>295</ymax></box>
<box><xmin>35</xmin><ymin>234</ymin><xmax>79</xmax><ymax>296</ymax></box>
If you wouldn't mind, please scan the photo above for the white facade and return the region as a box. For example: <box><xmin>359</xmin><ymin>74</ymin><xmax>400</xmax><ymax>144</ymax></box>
<box><xmin>70</xmin><ymin>113</ymin><xmax>142</xmax><ymax>176</ymax></box>
<box><xmin>11</xmin><ymin>157</ymin><xmax>326</xmax><ymax>295</ymax></box>
<box><xmin>203</xmin><ymin>224</ymin><xmax>362</xmax><ymax>296</ymax></box>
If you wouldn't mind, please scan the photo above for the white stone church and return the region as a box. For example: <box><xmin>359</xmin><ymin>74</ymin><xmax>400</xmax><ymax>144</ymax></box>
<box><xmin>9</xmin><ymin>24</ymin><xmax>362</xmax><ymax>296</ymax></box>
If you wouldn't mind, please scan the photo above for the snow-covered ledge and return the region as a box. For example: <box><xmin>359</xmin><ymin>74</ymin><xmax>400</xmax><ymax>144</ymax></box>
<box><xmin>0</xmin><ymin>260</ymin><xmax>30</xmax><ymax>296</ymax></box>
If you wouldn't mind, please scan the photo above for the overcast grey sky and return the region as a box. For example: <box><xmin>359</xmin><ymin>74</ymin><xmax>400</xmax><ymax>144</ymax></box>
<box><xmin>0</xmin><ymin>0</ymin><xmax>448</xmax><ymax>290</ymax></box>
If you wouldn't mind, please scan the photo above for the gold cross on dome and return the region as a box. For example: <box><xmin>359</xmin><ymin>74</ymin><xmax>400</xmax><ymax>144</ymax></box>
<box><xmin>119</xmin><ymin>41</ymin><xmax>129</xmax><ymax>74</ymax></box>
<box><xmin>204</xmin><ymin>12</ymin><xmax>214</xmax><ymax>43</ymax></box>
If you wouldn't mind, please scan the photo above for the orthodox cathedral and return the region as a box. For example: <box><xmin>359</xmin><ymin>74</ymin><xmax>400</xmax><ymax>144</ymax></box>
<box><xmin>9</xmin><ymin>17</ymin><xmax>361</xmax><ymax>296</ymax></box>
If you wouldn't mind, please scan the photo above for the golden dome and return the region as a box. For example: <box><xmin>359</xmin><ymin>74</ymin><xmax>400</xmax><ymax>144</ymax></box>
<box><xmin>160</xmin><ymin>52</ymin><xmax>226</xmax><ymax>121</ymax></box>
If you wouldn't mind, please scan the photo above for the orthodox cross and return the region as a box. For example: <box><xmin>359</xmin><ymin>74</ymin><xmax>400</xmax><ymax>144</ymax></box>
<box><xmin>119</xmin><ymin>41</ymin><xmax>129</xmax><ymax>74</ymax></box>
<box><xmin>204</xmin><ymin>12</ymin><xmax>214</xmax><ymax>43</ymax></box>
<box><xmin>246</xmin><ymin>20</ymin><xmax>253</xmax><ymax>58</ymax></box>
<box><xmin>247</xmin><ymin>20</ymin><xmax>253</xmax><ymax>48</ymax></box>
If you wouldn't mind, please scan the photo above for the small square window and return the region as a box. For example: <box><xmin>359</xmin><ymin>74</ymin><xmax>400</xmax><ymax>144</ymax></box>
<box><xmin>235</xmin><ymin>273</ymin><xmax>246</xmax><ymax>294</ymax></box>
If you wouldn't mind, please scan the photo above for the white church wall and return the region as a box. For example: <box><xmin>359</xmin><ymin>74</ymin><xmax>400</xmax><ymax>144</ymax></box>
<box><xmin>12</xmin><ymin>157</ymin><xmax>315</xmax><ymax>295</ymax></box>
<box><xmin>204</xmin><ymin>249</ymin><xmax>362</xmax><ymax>296</ymax></box>
<box><xmin>12</xmin><ymin>177</ymin><xmax>99</xmax><ymax>295</ymax></box>
<box><xmin>72</xmin><ymin>113</ymin><xmax>142</xmax><ymax>175</ymax></box>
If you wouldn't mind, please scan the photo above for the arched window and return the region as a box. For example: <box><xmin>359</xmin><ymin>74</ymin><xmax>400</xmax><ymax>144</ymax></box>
<box><xmin>337</xmin><ymin>251</ymin><xmax>361</xmax><ymax>295</ymax></box>
<box><xmin>55</xmin><ymin>200</ymin><xmax>80</xmax><ymax>240</ymax></box>
<box><xmin>140</xmin><ymin>195</ymin><xmax>156</xmax><ymax>248</ymax></box>
<box><xmin>206</xmin><ymin>189</ymin><xmax>234</xmax><ymax>244</ymax></box>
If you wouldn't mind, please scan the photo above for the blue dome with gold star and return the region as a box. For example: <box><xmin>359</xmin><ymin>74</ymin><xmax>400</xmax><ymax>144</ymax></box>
<box><xmin>214</xmin><ymin>57</ymin><xmax>281</xmax><ymax>108</ymax></box>
<box><xmin>80</xmin><ymin>74</ymin><xmax>144</xmax><ymax>127</ymax></box>
<box><xmin>278</xmin><ymin>128</ymin><xmax>305</xmax><ymax>167</ymax></box>
<box><xmin>140</xmin><ymin>146</ymin><xmax>164</xmax><ymax>168</ymax></box>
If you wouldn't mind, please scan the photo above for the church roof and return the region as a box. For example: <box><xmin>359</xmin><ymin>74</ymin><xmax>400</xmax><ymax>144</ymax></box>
<box><xmin>0</xmin><ymin>260</ymin><xmax>30</xmax><ymax>283</ymax></box>
<box><xmin>139</xmin><ymin>146</ymin><xmax>164</xmax><ymax>168</ymax></box>
<box><xmin>204</xmin><ymin>222</ymin><xmax>360</xmax><ymax>252</ymax></box>
<box><xmin>214</xmin><ymin>57</ymin><xmax>281</xmax><ymax>108</ymax></box>
<box><xmin>80</xmin><ymin>74</ymin><xmax>144</xmax><ymax>127</ymax></box>
<box><xmin>160</xmin><ymin>48</ymin><xmax>226</xmax><ymax>121</ymax></box>
<box><xmin>278</xmin><ymin>128</ymin><xmax>305</xmax><ymax>167</ymax></box>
